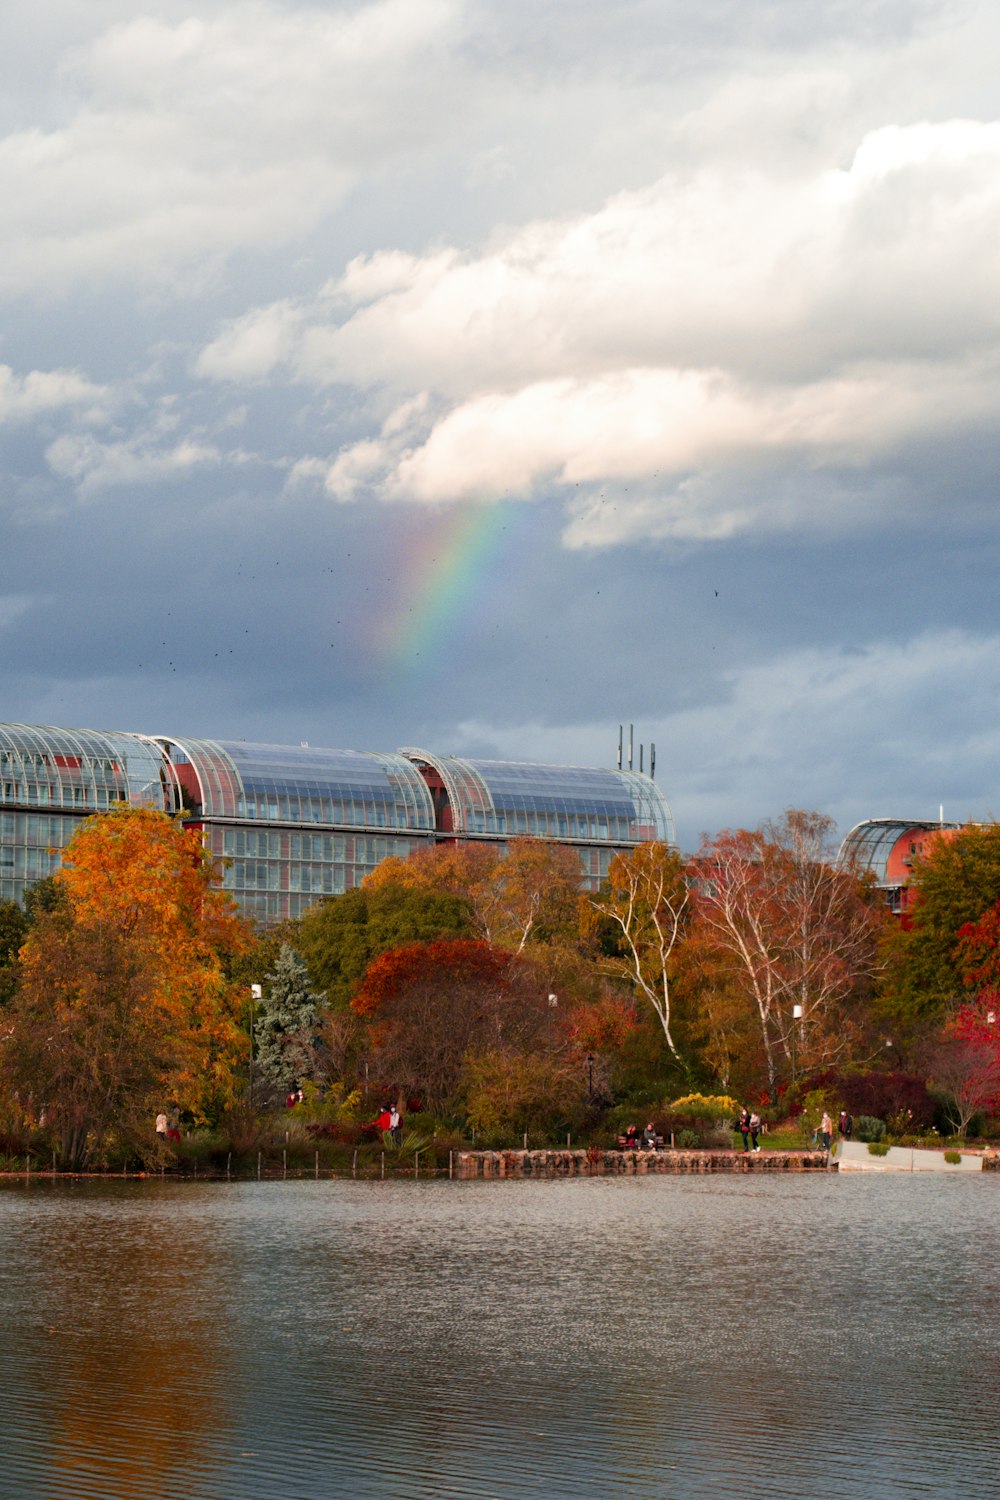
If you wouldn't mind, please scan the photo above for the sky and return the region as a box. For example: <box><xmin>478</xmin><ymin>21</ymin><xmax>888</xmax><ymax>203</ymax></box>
<box><xmin>3</xmin><ymin>0</ymin><xmax>1000</xmax><ymax>852</ymax></box>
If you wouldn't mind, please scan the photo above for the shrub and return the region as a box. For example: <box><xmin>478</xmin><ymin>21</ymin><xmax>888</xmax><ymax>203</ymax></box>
<box><xmin>676</xmin><ymin>1129</ymin><xmax>699</xmax><ymax>1149</ymax></box>
<box><xmin>867</xmin><ymin>1141</ymin><xmax>890</xmax><ymax>1156</ymax></box>
<box><xmin>943</xmin><ymin>1149</ymin><xmax>963</xmax><ymax>1165</ymax></box>
<box><xmin>855</xmin><ymin>1115</ymin><xmax>886</xmax><ymax>1143</ymax></box>
<box><xmin>306</xmin><ymin>1119</ymin><xmax>365</xmax><ymax>1146</ymax></box>
<box><xmin>669</xmin><ymin>1093</ymin><xmax>739</xmax><ymax>1120</ymax></box>
<box><xmin>836</xmin><ymin>1070</ymin><xmax>936</xmax><ymax>1129</ymax></box>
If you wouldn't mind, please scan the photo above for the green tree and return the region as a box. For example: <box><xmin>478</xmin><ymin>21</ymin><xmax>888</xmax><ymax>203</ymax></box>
<box><xmin>0</xmin><ymin>899</ymin><xmax>27</xmax><ymax>1007</ymax></box>
<box><xmin>254</xmin><ymin>943</ymin><xmax>321</xmax><ymax>1098</ymax></box>
<box><xmin>884</xmin><ymin>823</ymin><xmax>1000</xmax><ymax>1023</ymax></box>
<box><xmin>295</xmin><ymin>882</ymin><xmax>474</xmax><ymax>1009</ymax></box>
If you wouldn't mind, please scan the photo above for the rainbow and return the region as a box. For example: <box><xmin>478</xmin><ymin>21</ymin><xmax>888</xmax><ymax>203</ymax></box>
<box><xmin>372</xmin><ymin>501</ymin><xmax>529</xmax><ymax>677</ymax></box>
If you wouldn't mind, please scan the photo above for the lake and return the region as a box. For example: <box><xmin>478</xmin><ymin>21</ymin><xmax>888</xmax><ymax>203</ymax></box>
<box><xmin>1</xmin><ymin>1172</ymin><xmax>998</xmax><ymax>1498</ymax></box>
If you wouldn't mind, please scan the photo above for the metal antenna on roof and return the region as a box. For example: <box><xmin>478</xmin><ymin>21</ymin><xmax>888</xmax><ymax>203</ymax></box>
<box><xmin>650</xmin><ymin>742</ymin><xmax>656</xmax><ymax>781</ymax></box>
<box><xmin>639</xmin><ymin>744</ymin><xmax>644</xmax><ymax>773</ymax></box>
<box><xmin>629</xmin><ymin>723</ymin><xmax>634</xmax><ymax>771</ymax></box>
<box><xmin>617</xmin><ymin>725</ymin><xmax>623</xmax><ymax>770</ymax></box>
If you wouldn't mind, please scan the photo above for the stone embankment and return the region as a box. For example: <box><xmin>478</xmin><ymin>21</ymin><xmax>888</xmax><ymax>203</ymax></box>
<box><xmin>455</xmin><ymin>1149</ymin><xmax>831</xmax><ymax>1179</ymax></box>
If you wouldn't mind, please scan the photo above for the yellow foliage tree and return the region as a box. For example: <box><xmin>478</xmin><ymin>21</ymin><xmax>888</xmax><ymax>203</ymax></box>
<box><xmin>363</xmin><ymin>837</ymin><xmax>582</xmax><ymax>951</ymax></box>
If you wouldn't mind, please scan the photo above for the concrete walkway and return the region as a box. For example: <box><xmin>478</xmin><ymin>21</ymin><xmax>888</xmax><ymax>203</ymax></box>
<box><xmin>834</xmin><ymin>1138</ymin><xmax>984</xmax><ymax>1172</ymax></box>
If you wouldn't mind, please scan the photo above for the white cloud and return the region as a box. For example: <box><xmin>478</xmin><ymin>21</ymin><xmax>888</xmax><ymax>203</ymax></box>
<box><xmin>195</xmin><ymin>301</ymin><xmax>304</xmax><ymax>383</ymax></box>
<box><xmin>0</xmin><ymin>0</ymin><xmax>464</xmax><ymax>292</ymax></box>
<box><xmin>197</xmin><ymin>113</ymin><xmax>1000</xmax><ymax>543</ymax></box>
<box><xmin>46</xmin><ymin>431</ymin><xmax>220</xmax><ymax>495</ymax></box>
<box><xmin>0</xmin><ymin>364</ymin><xmax>109</xmax><ymax>423</ymax></box>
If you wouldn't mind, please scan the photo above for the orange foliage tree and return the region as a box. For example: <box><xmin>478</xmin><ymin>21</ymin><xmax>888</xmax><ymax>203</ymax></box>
<box><xmin>690</xmin><ymin>811</ymin><xmax>885</xmax><ymax>1104</ymax></box>
<box><xmin>1</xmin><ymin>806</ymin><xmax>251</xmax><ymax>1165</ymax></box>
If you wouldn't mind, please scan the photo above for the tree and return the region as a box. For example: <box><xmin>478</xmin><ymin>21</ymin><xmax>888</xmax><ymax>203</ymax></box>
<box><xmin>0</xmin><ymin>806</ymin><xmax>251</xmax><ymax>1165</ymax></box>
<box><xmin>926</xmin><ymin>1031</ymin><xmax>1000</xmax><ymax>1136</ymax></box>
<box><xmin>0</xmin><ymin>900</ymin><xmax>27</xmax><ymax>1007</ymax></box>
<box><xmin>690</xmin><ymin>811</ymin><xmax>884</xmax><ymax>1103</ymax></box>
<box><xmin>352</xmin><ymin>938</ymin><xmax>561</xmax><ymax>1111</ymax></box>
<box><xmin>587</xmin><ymin>842</ymin><xmax>689</xmax><ymax>1063</ymax></box>
<box><xmin>295</xmin><ymin>882</ymin><xmax>474</xmax><ymax>1010</ymax></box>
<box><xmin>363</xmin><ymin>838</ymin><xmax>584</xmax><ymax>951</ymax></box>
<box><xmin>885</xmin><ymin>822</ymin><xmax>1000</xmax><ymax>1021</ymax></box>
<box><xmin>254</xmin><ymin>944</ymin><xmax>321</xmax><ymax>1099</ymax></box>
<box><xmin>460</xmin><ymin>1047</ymin><xmax>587</xmax><ymax>1140</ymax></box>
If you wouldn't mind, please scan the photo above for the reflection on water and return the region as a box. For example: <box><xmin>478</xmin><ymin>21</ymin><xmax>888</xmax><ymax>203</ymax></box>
<box><xmin>2</xmin><ymin>1174</ymin><xmax>998</xmax><ymax>1499</ymax></box>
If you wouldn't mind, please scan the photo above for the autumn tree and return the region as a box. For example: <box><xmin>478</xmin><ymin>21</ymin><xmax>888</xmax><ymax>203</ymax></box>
<box><xmin>352</xmin><ymin>937</ymin><xmax>564</xmax><ymax>1112</ymax></box>
<box><xmin>295</xmin><ymin>881</ymin><xmax>474</xmax><ymax>1010</ymax></box>
<box><xmin>690</xmin><ymin>811</ymin><xmax>885</xmax><ymax>1103</ymax></box>
<box><xmin>0</xmin><ymin>806</ymin><xmax>251</xmax><ymax>1166</ymax></box>
<box><xmin>364</xmin><ymin>838</ymin><xmax>583</xmax><ymax>951</ymax></box>
<box><xmin>884</xmin><ymin>822</ymin><xmax>1000</xmax><ymax>1022</ymax></box>
<box><xmin>460</xmin><ymin>1048</ymin><xmax>588</xmax><ymax>1140</ymax></box>
<box><xmin>586</xmin><ymin>842</ymin><xmax>689</xmax><ymax>1063</ymax></box>
<box><xmin>0</xmin><ymin>899</ymin><xmax>27</xmax><ymax>1008</ymax></box>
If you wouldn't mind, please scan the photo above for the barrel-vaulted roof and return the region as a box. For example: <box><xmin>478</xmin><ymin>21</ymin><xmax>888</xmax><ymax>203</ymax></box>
<box><xmin>159</xmin><ymin>737</ymin><xmax>436</xmax><ymax>832</ymax></box>
<box><xmin>399</xmin><ymin>749</ymin><xmax>675</xmax><ymax>845</ymax></box>
<box><xmin>0</xmin><ymin>722</ymin><xmax>176</xmax><ymax>815</ymax></box>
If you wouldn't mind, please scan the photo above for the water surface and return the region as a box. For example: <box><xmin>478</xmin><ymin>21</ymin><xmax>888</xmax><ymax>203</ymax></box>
<box><xmin>1</xmin><ymin>1173</ymin><xmax>997</xmax><ymax>1498</ymax></box>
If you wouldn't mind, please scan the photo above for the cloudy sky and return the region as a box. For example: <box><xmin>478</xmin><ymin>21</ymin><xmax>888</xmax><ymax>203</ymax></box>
<box><xmin>3</xmin><ymin>0</ymin><xmax>1000</xmax><ymax>850</ymax></box>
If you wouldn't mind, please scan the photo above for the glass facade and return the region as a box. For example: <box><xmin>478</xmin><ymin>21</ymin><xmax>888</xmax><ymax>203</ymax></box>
<box><xmin>0</xmin><ymin>724</ymin><xmax>176</xmax><ymax>905</ymax></box>
<box><xmin>400</xmin><ymin>750</ymin><xmax>676</xmax><ymax>889</ymax></box>
<box><xmin>0</xmin><ymin>723</ymin><xmax>678</xmax><ymax>921</ymax></box>
<box><xmin>159</xmin><ymin>739</ymin><xmax>438</xmax><ymax>923</ymax></box>
<box><xmin>838</xmin><ymin>818</ymin><xmax>963</xmax><ymax>915</ymax></box>
<box><xmin>838</xmin><ymin>819</ymin><xmax>960</xmax><ymax>885</ymax></box>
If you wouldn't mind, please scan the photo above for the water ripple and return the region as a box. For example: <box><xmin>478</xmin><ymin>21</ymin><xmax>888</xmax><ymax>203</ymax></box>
<box><xmin>2</xmin><ymin>1174</ymin><xmax>999</xmax><ymax>1498</ymax></box>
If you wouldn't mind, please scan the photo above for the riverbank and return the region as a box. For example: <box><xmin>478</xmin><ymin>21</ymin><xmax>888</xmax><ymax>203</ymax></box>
<box><xmin>455</xmin><ymin>1148</ymin><xmax>833</xmax><ymax>1178</ymax></box>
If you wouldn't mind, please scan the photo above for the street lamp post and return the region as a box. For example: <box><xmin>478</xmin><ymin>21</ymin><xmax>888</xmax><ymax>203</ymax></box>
<box><xmin>249</xmin><ymin>983</ymin><xmax>262</xmax><ymax>1107</ymax></box>
<box><xmin>791</xmin><ymin>1004</ymin><xmax>803</xmax><ymax>1084</ymax></box>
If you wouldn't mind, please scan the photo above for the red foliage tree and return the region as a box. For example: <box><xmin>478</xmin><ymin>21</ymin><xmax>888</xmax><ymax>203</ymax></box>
<box><xmin>352</xmin><ymin>938</ymin><xmax>564</xmax><ymax>1110</ymax></box>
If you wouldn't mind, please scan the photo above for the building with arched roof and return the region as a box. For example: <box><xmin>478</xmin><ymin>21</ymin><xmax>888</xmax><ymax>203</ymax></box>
<box><xmin>0</xmin><ymin>721</ymin><xmax>676</xmax><ymax>924</ymax></box>
<box><xmin>0</xmin><ymin>723</ymin><xmax>177</xmax><ymax>899</ymax></box>
<box><xmin>838</xmin><ymin>817</ymin><xmax>963</xmax><ymax>917</ymax></box>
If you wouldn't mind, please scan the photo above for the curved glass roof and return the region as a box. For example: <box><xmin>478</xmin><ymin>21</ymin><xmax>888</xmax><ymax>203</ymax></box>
<box><xmin>837</xmin><ymin>819</ymin><xmax>961</xmax><ymax>884</ymax></box>
<box><xmin>161</xmin><ymin>738</ymin><xmax>436</xmax><ymax>832</ymax></box>
<box><xmin>0</xmin><ymin>723</ymin><xmax>176</xmax><ymax>814</ymax></box>
<box><xmin>400</xmin><ymin>749</ymin><xmax>676</xmax><ymax>846</ymax></box>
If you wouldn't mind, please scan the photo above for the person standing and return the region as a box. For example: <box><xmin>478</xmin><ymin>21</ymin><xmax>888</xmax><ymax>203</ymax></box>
<box><xmin>155</xmin><ymin>1111</ymin><xmax>168</xmax><ymax>1139</ymax></box>
<box><xmin>389</xmin><ymin>1105</ymin><xmax>401</xmax><ymax>1147</ymax></box>
<box><xmin>749</xmin><ymin>1111</ymin><xmax>761</xmax><ymax>1153</ymax></box>
<box><xmin>821</xmin><ymin>1111</ymin><xmax>833</xmax><ymax>1153</ymax></box>
<box><xmin>839</xmin><ymin>1110</ymin><xmax>853</xmax><ymax>1139</ymax></box>
<box><xmin>738</xmin><ymin>1107</ymin><xmax>751</xmax><ymax>1152</ymax></box>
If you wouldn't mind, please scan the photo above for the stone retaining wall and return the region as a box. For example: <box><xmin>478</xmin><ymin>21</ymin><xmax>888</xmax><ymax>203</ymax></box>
<box><xmin>455</xmin><ymin>1149</ymin><xmax>832</xmax><ymax>1179</ymax></box>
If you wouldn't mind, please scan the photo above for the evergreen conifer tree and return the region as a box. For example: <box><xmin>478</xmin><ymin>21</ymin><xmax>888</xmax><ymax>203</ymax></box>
<box><xmin>256</xmin><ymin>944</ymin><xmax>321</xmax><ymax>1095</ymax></box>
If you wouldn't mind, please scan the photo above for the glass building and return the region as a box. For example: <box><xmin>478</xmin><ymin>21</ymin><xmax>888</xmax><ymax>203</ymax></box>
<box><xmin>0</xmin><ymin>722</ymin><xmax>677</xmax><ymax>924</ymax></box>
<box><xmin>838</xmin><ymin>818</ymin><xmax>962</xmax><ymax>916</ymax></box>
<box><xmin>0</xmin><ymin>723</ymin><xmax>176</xmax><ymax>905</ymax></box>
<box><xmin>158</xmin><ymin>738</ymin><xmax>438</xmax><ymax>924</ymax></box>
